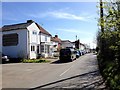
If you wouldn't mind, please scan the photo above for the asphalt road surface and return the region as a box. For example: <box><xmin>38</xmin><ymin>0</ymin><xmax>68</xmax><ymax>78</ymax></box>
<box><xmin>2</xmin><ymin>53</ymin><xmax>106</xmax><ymax>89</ymax></box>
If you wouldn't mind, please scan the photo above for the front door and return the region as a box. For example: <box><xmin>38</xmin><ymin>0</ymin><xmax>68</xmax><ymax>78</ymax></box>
<box><xmin>37</xmin><ymin>45</ymin><xmax>39</xmax><ymax>54</ymax></box>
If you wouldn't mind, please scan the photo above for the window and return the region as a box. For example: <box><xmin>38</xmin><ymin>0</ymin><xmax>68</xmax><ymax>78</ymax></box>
<box><xmin>45</xmin><ymin>36</ymin><xmax>47</xmax><ymax>41</ymax></box>
<box><xmin>40</xmin><ymin>45</ymin><xmax>49</xmax><ymax>53</ymax></box>
<box><xmin>41</xmin><ymin>45</ymin><xmax>44</xmax><ymax>53</ymax></box>
<box><xmin>32</xmin><ymin>31</ymin><xmax>37</xmax><ymax>35</ymax></box>
<box><xmin>3</xmin><ymin>33</ymin><xmax>18</xmax><ymax>46</ymax></box>
<box><xmin>31</xmin><ymin>45</ymin><xmax>35</xmax><ymax>51</ymax></box>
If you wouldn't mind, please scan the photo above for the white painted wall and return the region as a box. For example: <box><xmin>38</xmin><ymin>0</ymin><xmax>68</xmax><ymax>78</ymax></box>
<box><xmin>41</xmin><ymin>33</ymin><xmax>51</xmax><ymax>43</ymax></box>
<box><xmin>2</xmin><ymin>29</ymin><xmax>28</xmax><ymax>58</ymax></box>
<box><xmin>51</xmin><ymin>41</ymin><xmax>58</xmax><ymax>51</ymax></box>
<box><xmin>40</xmin><ymin>33</ymin><xmax>51</xmax><ymax>58</ymax></box>
<box><xmin>80</xmin><ymin>45</ymin><xmax>85</xmax><ymax>50</ymax></box>
<box><xmin>27</xmin><ymin>23</ymin><xmax>40</xmax><ymax>59</ymax></box>
<box><xmin>27</xmin><ymin>23</ymin><xmax>40</xmax><ymax>44</ymax></box>
<box><xmin>50</xmin><ymin>41</ymin><xmax>59</xmax><ymax>57</ymax></box>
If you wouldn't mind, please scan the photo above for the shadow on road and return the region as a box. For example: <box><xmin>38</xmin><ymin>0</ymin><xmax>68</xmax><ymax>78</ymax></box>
<box><xmin>29</xmin><ymin>70</ymin><xmax>107</xmax><ymax>90</ymax></box>
<box><xmin>50</xmin><ymin>59</ymin><xmax>72</xmax><ymax>64</ymax></box>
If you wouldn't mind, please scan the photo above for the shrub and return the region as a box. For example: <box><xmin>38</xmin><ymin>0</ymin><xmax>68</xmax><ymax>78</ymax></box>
<box><xmin>22</xmin><ymin>59</ymin><xmax>51</xmax><ymax>63</ymax></box>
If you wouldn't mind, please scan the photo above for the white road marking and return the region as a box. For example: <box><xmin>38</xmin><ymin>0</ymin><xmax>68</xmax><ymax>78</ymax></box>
<box><xmin>60</xmin><ymin>65</ymin><xmax>74</xmax><ymax>76</ymax></box>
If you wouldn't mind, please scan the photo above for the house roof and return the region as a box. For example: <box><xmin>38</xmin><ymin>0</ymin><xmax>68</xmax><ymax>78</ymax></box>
<box><xmin>2</xmin><ymin>20</ymin><xmax>52</xmax><ymax>36</ymax></box>
<box><xmin>35</xmin><ymin>23</ymin><xmax>51</xmax><ymax>36</ymax></box>
<box><xmin>51</xmin><ymin>36</ymin><xmax>61</xmax><ymax>43</ymax></box>
<box><xmin>2</xmin><ymin>22</ymin><xmax>33</xmax><ymax>31</ymax></box>
<box><xmin>51</xmin><ymin>37</ymin><xmax>58</xmax><ymax>42</ymax></box>
<box><xmin>61</xmin><ymin>40</ymin><xmax>71</xmax><ymax>43</ymax></box>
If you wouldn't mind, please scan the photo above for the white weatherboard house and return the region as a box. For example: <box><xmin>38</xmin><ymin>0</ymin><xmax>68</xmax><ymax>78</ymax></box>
<box><xmin>2</xmin><ymin>20</ymin><xmax>51</xmax><ymax>59</ymax></box>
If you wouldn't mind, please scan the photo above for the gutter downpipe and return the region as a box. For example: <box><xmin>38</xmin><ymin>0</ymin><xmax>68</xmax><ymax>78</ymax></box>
<box><xmin>27</xmin><ymin>30</ymin><xmax>30</xmax><ymax>59</ymax></box>
<box><xmin>39</xmin><ymin>31</ymin><xmax>41</xmax><ymax>54</ymax></box>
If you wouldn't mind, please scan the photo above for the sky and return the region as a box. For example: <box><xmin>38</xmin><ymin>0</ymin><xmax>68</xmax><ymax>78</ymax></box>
<box><xmin>2</xmin><ymin>2</ymin><xmax>99</xmax><ymax>48</ymax></box>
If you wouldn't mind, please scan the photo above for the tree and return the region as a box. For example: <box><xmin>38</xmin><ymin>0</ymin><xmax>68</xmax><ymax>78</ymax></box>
<box><xmin>97</xmin><ymin>0</ymin><xmax>120</xmax><ymax>89</ymax></box>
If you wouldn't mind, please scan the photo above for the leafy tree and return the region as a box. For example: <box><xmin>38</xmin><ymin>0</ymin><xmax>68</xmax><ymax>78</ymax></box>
<box><xmin>97</xmin><ymin>0</ymin><xmax>120</xmax><ymax>89</ymax></box>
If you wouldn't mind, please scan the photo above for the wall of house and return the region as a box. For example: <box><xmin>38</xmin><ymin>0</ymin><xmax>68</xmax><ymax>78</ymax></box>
<box><xmin>40</xmin><ymin>33</ymin><xmax>51</xmax><ymax>58</ymax></box>
<box><xmin>27</xmin><ymin>23</ymin><xmax>40</xmax><ymax>59</ymax></box>
<box><xmin>41</xmin><ymin>33</ymin><xmax>51</xmax><ymax>43</ymax></box>
<box><xmin>2</xmin><ymin>29</ymin><xmax>28</xmax><ymax>58</ymax></box>
<box><xmin>50</xmin><ymin>41</ymin><xmax>58</xmax><ymax>57</ymax></box>
<box><xmin>80</xmin><ymin>45</ymin><xmax>85</xmax><ymax>50</ymax></box>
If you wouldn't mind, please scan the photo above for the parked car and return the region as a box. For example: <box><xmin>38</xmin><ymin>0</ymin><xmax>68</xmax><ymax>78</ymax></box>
<box><xmin>80</xmin><ymin>50</ymin><xmax>84</xmax><ymax>55</ymax></box>
<box><xmin>80</xmin><ymin>50</ymin><xmax>86</xmax><ymax>55</ymax></box>
<box><xmin>53</xmin><ymin>51</ymin><xmax>59</xmax><ymax>57</ymax></box>
<box><xmin>59</xmin><ymin>48</ymin><xmax>76</xmax><ymax>62</ymax></box>
<box><xmin>75</xmin><ymin>50</ymin><xmax>81</xmax><ymax>58</ymax></box>
<box><xmin>2</xmin><ymin>54</ymin><xmax>9</xmax><ymax>63</ymax></box>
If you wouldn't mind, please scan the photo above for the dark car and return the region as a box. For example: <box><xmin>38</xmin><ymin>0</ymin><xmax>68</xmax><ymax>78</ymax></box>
<box><xmin>59</xmin><ymin>48</ymin><xmax>76</xmax><ymax>62</ymax></box>
<box><xmin>2</xmin><ymin>54</ymin><xmax>9</xmax><ymax>63</ymax></box>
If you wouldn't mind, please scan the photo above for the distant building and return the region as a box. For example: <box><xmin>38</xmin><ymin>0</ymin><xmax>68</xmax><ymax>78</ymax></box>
<box><xmin>61</xmin><ymin>40</ymin><xmax>75</xmax><ymax>49</ymax></box>
<box><xmin>73</xmin><ymin>39</ymin><xmax>86</xmax><ymax>50</ymax></box>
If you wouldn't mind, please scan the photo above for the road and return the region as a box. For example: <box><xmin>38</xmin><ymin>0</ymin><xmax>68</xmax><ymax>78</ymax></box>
<box><xmin>2</xmin><ymin>53</ymin><xmax>106</xmax><ymax>89</ymax></box>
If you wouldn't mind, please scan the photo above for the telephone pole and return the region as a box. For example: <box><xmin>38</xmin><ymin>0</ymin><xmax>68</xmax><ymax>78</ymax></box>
<box><xmin>76</xmin><ymin>35</ymin><xmax>77</xmax><ymax>41</ymax></box>
<box><xmin>100</xmin><ymin>0</ymin><xmax>104</xmax><ymax>33</ymax></box>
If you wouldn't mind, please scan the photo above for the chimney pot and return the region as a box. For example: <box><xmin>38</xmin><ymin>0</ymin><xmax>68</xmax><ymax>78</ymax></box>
<box><xmin>55</xmin><ymin>35</ymin><xmax>58</xmax><ymax>38</ymax></box>
<box><xmin>27</xmin><ymin>20</ymin><xmax>34</xmax><ymax>23</ymax></box>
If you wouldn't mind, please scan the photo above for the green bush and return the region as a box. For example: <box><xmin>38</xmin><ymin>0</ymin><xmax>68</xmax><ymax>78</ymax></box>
<box><xmin>97</xmin><ymin>1</ymin><xmax>120</xmax><ymax>89</ymax></box>
<box><xmin>22</xmin><ymin>59</ymin><xmax>51</xmax><ymax>63</ymax></box>
<box><xmin>97</xmin><ymin>31</ymin><xmax>120</xmax><ymax>89</ymax></box>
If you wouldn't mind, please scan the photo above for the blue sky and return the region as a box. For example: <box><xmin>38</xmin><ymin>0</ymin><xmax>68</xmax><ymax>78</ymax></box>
<box><xmin>2</xmin><ymin>2</ymin><xmax>98</xmax><ymax>48</ymax></box>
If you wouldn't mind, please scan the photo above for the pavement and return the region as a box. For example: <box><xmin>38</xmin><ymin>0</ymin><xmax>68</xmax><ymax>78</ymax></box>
<box><xmin>2</xmin><ymin>53</ymin><xmax>107</xmax><ymax>89</ymax></box>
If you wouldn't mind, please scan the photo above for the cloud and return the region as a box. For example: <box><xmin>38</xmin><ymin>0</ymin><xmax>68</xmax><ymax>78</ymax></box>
<box><xmin>47</xmin><ymin>11</ymin><xmax>87</xmax><ymax>21</ymax></box>
<box><xmin>28</xmin><ymin>10</ymin><xmax>94</xmax><ymax>22</ymax></box>
<box><xmin>56</xmin><ymin>28</ymin><xmax>93</xmax><ymax>35</ymax></box>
